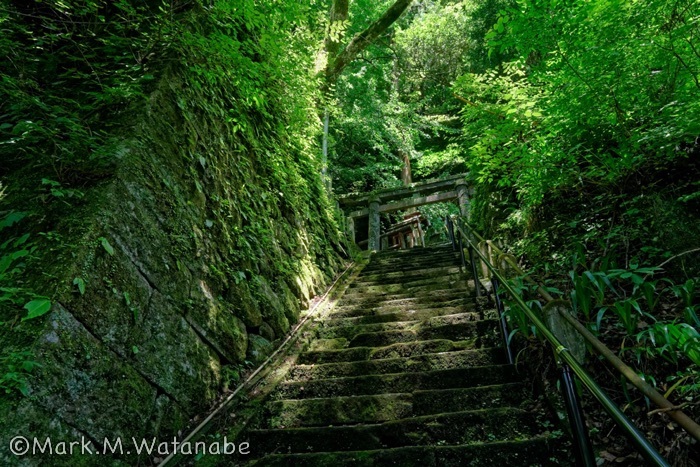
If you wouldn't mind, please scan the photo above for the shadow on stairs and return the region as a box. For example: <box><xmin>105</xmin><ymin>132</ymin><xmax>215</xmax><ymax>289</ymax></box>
<box><xmin>205</xmin><ymin>245</ymin><xmax>573</xmax><ymax>466</ymax></box>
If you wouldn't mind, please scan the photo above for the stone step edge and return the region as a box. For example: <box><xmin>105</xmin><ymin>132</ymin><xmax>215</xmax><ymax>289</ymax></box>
<box><xmin>248</xmin><ymin>406</ymin><xmax>531</xmax><ymax>440</ymax></box>
<box><xmin>318</xmin><ymin>311</ymin><xmax>482</xmax><ymax>332</ymax></box>
<box><xmin>250</xmin><ymin>436</ymin><xmax>556</xmax><ymax>464</ymax></box>
<box><xmin>278</xmin><ymin>363</ymin><xmax>516</xmax><ymax>389</ymax></box>
<box><xmin>298</xmin><ymin>337</ymin><xmax>496</xmax><ymax>362</ymax></box>
<box><xmin>269</xmin><ymin>381</ymin><xmax>527</xmax><ymax>406</ymax></box>
<box><xmin>293</xmin><ymin>346</ymin><xmax>506</xmax><ymax>372</ymax></box>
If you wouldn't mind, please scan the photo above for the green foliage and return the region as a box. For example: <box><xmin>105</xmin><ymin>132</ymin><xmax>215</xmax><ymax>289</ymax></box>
<box><xmin>99</xmin><ymin>237</ymin><xmax>115</xmax><ymax>256</ymax></box>
<box><xmin>329</xmin><ymin>0</ymin><xmax>506</xmax><ymax>192</ymax></box>
<box><xmin>0</xmin><ymin>0</ymin><xmax>174</xmax><ymax>179</ymax></box>
<box><xmin>503</xmin><ymin>246</ymin><xmax>699</xmax><ymax>373</ymax></box>
<box><xmin>0</xmin><ymin>211</ymin><xmax>52</xmax><ymax>324</ymax></box>
<box><xmin>0</xmin><ymin>351</ymin><xmax>40</xmax><ymax>397</ymax></box>
<box><xmin>454</xmin><ymin>0</ymin><xmax>700</xmax><ymax>271</ymax></box>
<box><xmin>21</xmin><ymin>300</ymin><xmax>52</xmax><ymax>322</ymax></box>
<box><xmin>73</xmin><ymin>277</ymin><xmax>86</xmax><ymax>296</ymax></box>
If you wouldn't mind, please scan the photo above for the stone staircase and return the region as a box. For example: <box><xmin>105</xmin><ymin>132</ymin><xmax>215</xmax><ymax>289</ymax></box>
<box><xmin>239</xmin><ymin>245</ymin><xmax>571</xmax><ymax>466</ymax></box>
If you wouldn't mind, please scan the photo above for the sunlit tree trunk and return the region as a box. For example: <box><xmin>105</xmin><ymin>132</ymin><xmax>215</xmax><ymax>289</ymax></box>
<box><xmin>321</xmin><ymin>0</ymin><xmax>415</xmax><ymax>182</ymax></box>
<box><xmin>399</xmin><ymin>150</ymin><xmax>412</xmax><ymax>186</ymax></box>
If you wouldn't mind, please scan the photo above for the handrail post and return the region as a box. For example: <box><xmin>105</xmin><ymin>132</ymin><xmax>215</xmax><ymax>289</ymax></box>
<box><xmin>467</xmin><ymin>243</ymin><xmax>482</xmax><ymax>297</ymax></box>
<box><xmin>457</xmin><ymin>230</ymin><xmax>467</xmax><ymax>271</ymax></box>
<box><xmin>491</xmin><ymin>277</ymin><xmax>513</xmax><ymax>365</ymax></box>
<box><xmin>446</xmin><ymin>216</ymin><xmax>456</xmax><ymax>251</ymax></box>
<box><xmin>459</xmin><ymin>219</ymin><xmax>482</xmax><ymax>297</ymax></box>
<box><xmin>560</xmin><ymin>363</ymin><xmax>596</xmax><ymax>467</ymax></box>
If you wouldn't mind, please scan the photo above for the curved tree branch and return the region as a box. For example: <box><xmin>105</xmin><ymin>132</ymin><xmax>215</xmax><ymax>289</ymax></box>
<box><xmin>325</xmin><ymin>0</ymin><xmax>414</xmax><ymax>84</ymax></box>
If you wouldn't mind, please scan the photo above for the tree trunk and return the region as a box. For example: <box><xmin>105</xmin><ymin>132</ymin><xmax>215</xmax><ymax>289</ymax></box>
<box><xmin>325</xmin><ymin>0</ymin><xmax>414</xmax><ymax>85</ymax></box>
<box><xmin>321</xmin><ymin>0</ymin><xmax>415</xmax><ymax>181</ymax></box>
<box><xmin>399</xmin><ymin>150</ymin><xmax>412</xmax><ymax>186</ymax></box>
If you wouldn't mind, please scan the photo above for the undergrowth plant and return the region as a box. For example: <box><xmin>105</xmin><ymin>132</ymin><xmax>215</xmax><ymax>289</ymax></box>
<box><xmin>0</xmin><ymin>212</ymin><xmax>52</xmax><ymax>324</ymax></box>
<box><xmin>502</xmin><ymin>248</ymin><xmax>699</xmax><ymax>396</ymax></box>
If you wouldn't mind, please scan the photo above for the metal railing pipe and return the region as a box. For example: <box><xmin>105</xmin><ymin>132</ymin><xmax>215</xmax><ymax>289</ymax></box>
<box><xmin>452</xmin><ymin>219</ymin><xmax>669</xmax><ymax>467</ymax></box>
<box><xmin>458</xmin><ymin>219</ymin><xmax>700</xmax><ymax>442</ymax></box>
<box><xmin>491</xmin><ymin>277</ymin><xmax>514</xmax><ymax>365</ymax></box>
<box><xmin>560</xmin><ymin>363</ymin><xmax>597</xmax><ymax>466</ymax></box>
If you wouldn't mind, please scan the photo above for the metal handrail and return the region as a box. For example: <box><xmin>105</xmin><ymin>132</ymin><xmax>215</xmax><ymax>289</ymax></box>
<box><xmin>448</xmin><ymin>216</ymin><xmax>669</xmax><ymax>467</ymax></box>
<box><xmin>453</xmin><ymin>217</ymin><xmax>700</xmax><ymax>441</ymax></box>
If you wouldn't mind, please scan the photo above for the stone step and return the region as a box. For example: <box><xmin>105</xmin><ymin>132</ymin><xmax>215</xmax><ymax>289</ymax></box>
<box><xmin>360</xmin><ymin>254</ymin><xmax>458</xmax><ymax>270</ymax></box>
<box><xmin>341</xmin><ymin>280</ymin><xmax>469</xmax><ymax>298</ymax></box>
<box><xmin>331</xmin><ymin>297</ymin><xmax>475</xmax><ymax>317</ymax></box>
<box><xmin>373</xmin><ymin>244</ymin><xmax>453</xmax><ymax>256</ymax></box>
<box><xmin>247</xmin><ymin>407</ymin><xmax>540</xmax><ymax>455</ymax></box>
<box><xmin>249</xmin><ymin>438</ymin><xmax>567</xmax><ymax>467</ymax></box>
<box><xmin>346</xmin><ymin>319</ymin><xmax>499</xmax><ymax>348</ymax></box>
<box><xmin>317</xmin><ymin>312</ymin><xmax>483</xmax><ymax>340</ymax></box>
<box><xmin>354</xmin><ymin>265</ymin><xmax>463</xmax><ymax>285</ymax></box>
<box><xmin>412</xmin><ymin>383</ymin><xmax>531</xmax><ymax>415</ymax></box>
<box><xmin>272</xmin><ymin>365</ymin><xmax>518</xmax><ymax>399</ymax></box>
<box><xmin>362</xmin><ymin>251</ymin><xmax>458</xmax><ymax>267</ymax></box>
<box><xmin>349</xmin><ymin>272</ymin><xmax>467</xmax><ymax>290</ymax></box>
<box><xmin>369</xmin><ymin>247</ymin><xmax>455</xmax><ymax>260</ymax></box>
<box><xmin>336</xmin><ymin>288</ymin><xmax>472</xmax><ymax>307</ymax></box>
<box><xmin>324</xmin><ymin>306</ymin><xmax>478</xmax><ymax>325</ymax></box>
<box><xmin>298</xmin><ymin>335</ymin><xmax>500</xmax><ymax>365</ymax></box>
<box><xmin>266</xmin><ymin>393</ymin><xmax>414</xmax><ymax>428</ymax></box>
<box><xmin>360</xmin><ymin>259</ymin><xmax>460</xmax><ymax>275</ymax></box>
<box><xmin>288</xmin><ymin>348</ymin><xmax>506</xmax><ymax>381</ymax></box>
<box><xmin>265</xmin><ymin>383</ymin><xmax>530</xmax><ymax>428</ymax></box>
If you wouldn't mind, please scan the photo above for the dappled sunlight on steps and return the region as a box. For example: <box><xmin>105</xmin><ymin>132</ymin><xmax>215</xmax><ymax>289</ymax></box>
<box><xmin>232</xmin><ymin>244</ymin><xmax>572</xmax><ymax>466</ymax></box>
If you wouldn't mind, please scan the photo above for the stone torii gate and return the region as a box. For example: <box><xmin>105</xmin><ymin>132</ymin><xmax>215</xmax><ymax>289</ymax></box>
<box><xmin>338</xmin><ymin>174</ymin><xmax>472</xmax><ymax>251</ymax></box>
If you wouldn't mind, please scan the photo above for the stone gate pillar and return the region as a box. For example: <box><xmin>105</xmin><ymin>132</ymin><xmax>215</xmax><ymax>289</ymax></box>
<box><xmin>455</xmin><ymin>181</ymin><xmax>470</xmax><ymax>219</ymax></box>
<box><xmin>346</xmin><ymin>216</ymin><xmax>355</xmax><ymax>245</ymax></box>
<box><xmin>368</xmin><ymin>196</ymin><xmax>381</xmax><ymax>251</ymax></box>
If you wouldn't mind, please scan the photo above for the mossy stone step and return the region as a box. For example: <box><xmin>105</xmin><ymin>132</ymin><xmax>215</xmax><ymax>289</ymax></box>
<box><xmin>348</xmin><ymin>274</ymin><xmax>468</xmax><ymax>292</ymax></box>
<box><xmin>272</xmin><ymin>365</ymin><xmax>519</xmax><ymax>399</ymax></box>
<box><xmin>346</xmin><ymin>319</ymin><xmax>499</xmax><ymax>348</ymax></box>
<box><xmin>250</xmin><ymin>438</ymin><xmax>568</xmax><ymax>467</ymax></box>
<box><xmin>355</xmin><ymin>265</ymin><xmax>462</xmax><ymax>284</ymax></box>
<box><xmin>368</xmin><ymin>248</ymin><xmax>456</xmax><ymax>261</ymax></box>
<box><xmin>412</xmin><ymin>383</ymin><xmax>531</xmax><ymax>415</ymax></box>
<box><xmin>342</xmin><ymin>280</ymin><xmax>469</xmax><ymax>297</ymax></box>
<box><xmin>324</xmin><ymin>306</ymin><xmax>478</xmax><ymax>326</ymax></box>
<box><xmin>351</xmin><ymin>269</ymin><xmax>465</xmax><ymax>287</ymax></box>
<box><xmin>331</xmin><ymin>298</ymin><xmax>475</xmax><ymax>318</ymax></box>
<box><xmin>298</xmin><ymin>337</ymin><xmax>498</xmax><ymax>365</ymax></box>
<box><xmin>373</xmin><ymin>244</ymin><xmax>453</xmax><ymax>256</ymax></box>
<box><xmin>360</xmin><ymin>260</ymin><xmax>460</xmax><ymax>275</ymax></box>
<box><xmin>265</xmin><ymin>383</ymin><xmax>530</xmax><ymax>428</ymax></box>
<box><xmin>317</xmin><ymin>311</ymin><xmax>483</xmax><ymax>340</ymax></box>
<box><xmin>336</xmin><ymin>288</ymin><xmax>472</xmax><ymax>307</ymax></box>
<box><xmin>265</xmin><ymin>393</ymin><xmax>414</xmax><ymax>428</ymax></box>
<box><xmin>288</xmin><ymin>347</ymin><xmax>506</xmax><ymax>381</ymax></box>
<box><xmin>362</xmin><ymin>252</ymin><xmax>457</xmax><ymax>266</ymax></box>
<box><xmin>246</xmin><ymin>407</ymin><xmax>540</xmax><ymax>455</ymax></box>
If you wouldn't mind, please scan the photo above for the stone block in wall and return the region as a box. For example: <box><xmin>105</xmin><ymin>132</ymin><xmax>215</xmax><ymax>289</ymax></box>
<box><xmin>28</xmin><ymin>304</ymin><xmax>157</xmax><ymax>443</ymax></box>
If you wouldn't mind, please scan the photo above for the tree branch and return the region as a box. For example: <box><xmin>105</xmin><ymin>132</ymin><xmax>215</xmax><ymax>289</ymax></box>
<box><xmin>326</xmin><ymin>0</ymin><xmax>414</xmax><ymax>84</ymax></box>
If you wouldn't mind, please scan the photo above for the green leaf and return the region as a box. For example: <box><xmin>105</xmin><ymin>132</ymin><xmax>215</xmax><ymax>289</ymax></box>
<box><xmin>0</xmin><ymin>212</ymin><xmax>27</xmax><ymax>231</ymax></box>
<box><xmin>73</xmin><ymin>277</ymin><xmax>86</xmax><ymax>295</ymax></box>
<box><xmin>99</xmin><ymin>237</ymin><xmax>115</xmax><ymax>256</ymax></box>
<box><xmin>22</xmin><ymin>299</ymin><xmax>52</xmax><ymax>321</ymax></box>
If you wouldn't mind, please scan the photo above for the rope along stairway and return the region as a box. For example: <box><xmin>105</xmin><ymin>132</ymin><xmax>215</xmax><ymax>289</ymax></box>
<box><xmin>237</xmin><ymin>245</ymin><xmax>572</xmax><ymax>466</ymax></box>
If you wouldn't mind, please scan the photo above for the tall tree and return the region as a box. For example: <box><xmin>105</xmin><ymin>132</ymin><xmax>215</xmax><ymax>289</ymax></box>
<box><xmin>321</xmin><ymin>0</ymin><xmax>415</xmax><ymax>186</ymax></box>
<box><xmin>324</xmin><ymin>0</ymin><xmax>414</xmax><ymax>86</ymax></box>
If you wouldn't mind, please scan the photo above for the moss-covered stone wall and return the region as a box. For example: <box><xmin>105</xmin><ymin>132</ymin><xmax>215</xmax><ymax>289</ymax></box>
<box><xmin>0</xmin><ymin>5</ymin><xmax>346</xmax><ymax>463</ymax></box>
